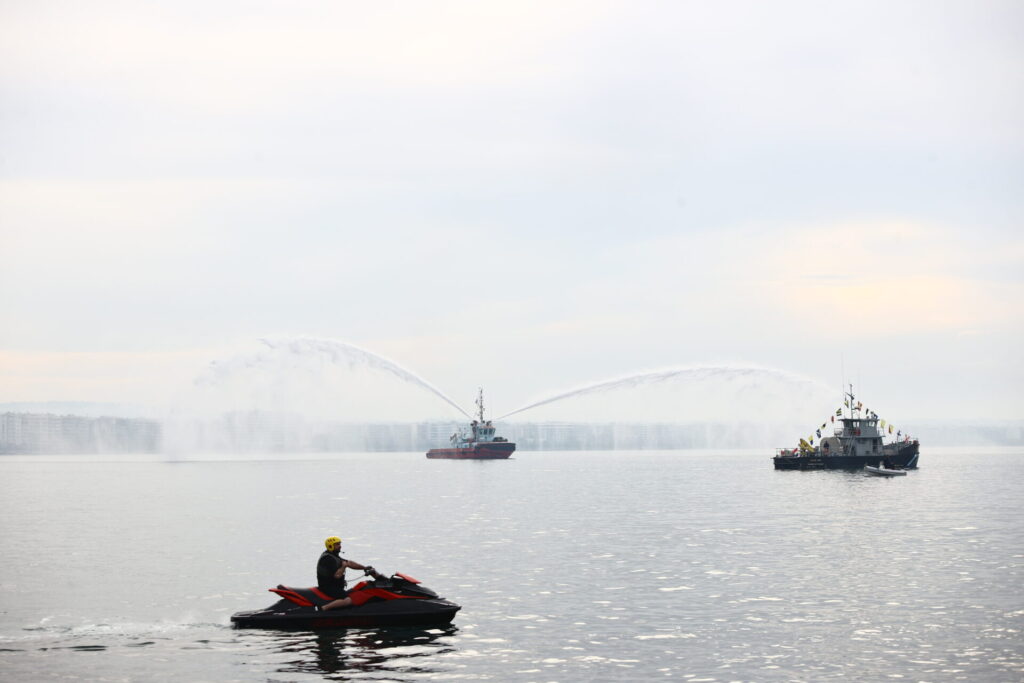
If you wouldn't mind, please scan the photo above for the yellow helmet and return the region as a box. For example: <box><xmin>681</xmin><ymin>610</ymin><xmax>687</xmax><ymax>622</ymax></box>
<box><xmin>324</xmin><ymin>536</ymin><xmax>341</xmax><ymax>549</ymax></box>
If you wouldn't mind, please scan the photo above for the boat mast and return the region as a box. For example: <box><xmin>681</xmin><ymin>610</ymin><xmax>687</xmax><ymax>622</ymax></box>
<box><xmin>476</xmin><ymin>387</ymin><xmax>485</xmax><ymax>422</ymax></box>
<box><xmin>840</xmin><ymin>353</ymin><xmax>845</xmax><ymax>422</ymax></box>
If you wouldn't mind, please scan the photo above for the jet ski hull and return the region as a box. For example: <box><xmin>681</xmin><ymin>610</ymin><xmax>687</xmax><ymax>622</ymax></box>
<box><xmin>231</xmin><ymin>597</ymin><xmax>460</xmax><ymax>630</ymax></box>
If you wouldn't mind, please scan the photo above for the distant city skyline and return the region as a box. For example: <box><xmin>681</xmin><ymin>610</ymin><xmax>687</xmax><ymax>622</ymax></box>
<box><xmin>3</xmin><ymin>410</ymin><xmax>1019</xmax><ymax>456</ymax></box>
<box><xmin>1</xmin><ymin>2</ymin><xmax>1021</xmax><ymax>421</ymax></box>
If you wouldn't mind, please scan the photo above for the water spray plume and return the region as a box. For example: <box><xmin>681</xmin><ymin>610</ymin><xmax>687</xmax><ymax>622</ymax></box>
<box><xmin>195</xmin><ymin>337</ymin><xmax>472</xmax><ymax>419</ymax></box>
<box><xmin>497</xmin><ymin>366</ymin><xmax>833</xmax><ymax>420</ymax></box>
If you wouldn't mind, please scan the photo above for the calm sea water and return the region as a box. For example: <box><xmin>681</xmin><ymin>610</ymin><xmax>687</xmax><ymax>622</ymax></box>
<box><xmin>1</xmin><ymin>448</ymin><xmax>1022</xmax><ymax>682</ymax></box>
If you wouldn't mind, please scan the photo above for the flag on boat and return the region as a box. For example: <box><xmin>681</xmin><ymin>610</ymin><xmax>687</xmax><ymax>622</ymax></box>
<box><xmin>820</xmin><ymin>423</ymin><xmax>827</xmax><ymax>430</ymax></box>
<box><xmin>889</xmin><ymin>425</ymin><xmax>894</xmax><ymax>434</ymax></box>
<box><xmin>816</xmin><ymin>429</ymin><xmax>821</xmax><ymax>438</ymax></box>
<box><xmin>836</xmin><ymin>408</ymin><xmax>842</xmax><ymax>416</ymax></box>
<box><xmin>844</xmin><ymin>400</ymin><xmax>849</xmax><ymax>408</ymax></box>
<box><xmin>881</xmin><ymin>419</ymin><xmax>886</xmax><ymax>429</ymax></box>
<box><xmin>831</xmin><ymin>415</ymin><xmax>835</xmax><ymax>423</ymax></box>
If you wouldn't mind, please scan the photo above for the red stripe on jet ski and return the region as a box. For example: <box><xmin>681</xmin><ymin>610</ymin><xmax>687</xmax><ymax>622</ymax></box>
<box><xmin>352</xmin><ymin>587</ymin><xmax>425</xmax><ymax>601</ymax></box>
<box><xmin>269</xmin><ymin>588</ymin><xmax>314</xmax><ymax>607</ymax></box>
<box><xmin>310</xmin><ymin>587</ymin><xmax>333</xmax><ymax>601</ymax></box>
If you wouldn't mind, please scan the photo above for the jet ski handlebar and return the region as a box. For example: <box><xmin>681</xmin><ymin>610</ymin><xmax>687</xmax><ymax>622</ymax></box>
<box><xmin>354</xmin><ymin>569</ymin><xmax>420</xmax><ymax>590</ymax></box>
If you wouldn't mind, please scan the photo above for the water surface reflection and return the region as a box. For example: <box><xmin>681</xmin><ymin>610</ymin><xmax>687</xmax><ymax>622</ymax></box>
<box><xmin>273</xmin><ymin>626</ymin><xmax>460</xmax><ymax>680</ymax></box>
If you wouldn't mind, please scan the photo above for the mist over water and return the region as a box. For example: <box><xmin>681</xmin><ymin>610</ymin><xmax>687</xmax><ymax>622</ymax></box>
<box><xmin>162</xmin><ymin>337</ymin><xmax>475</xmax><ymax>454</ymax></box>
<box><xmin>162</xmin><ymin>338</ymin><xmax>845</xmax><ymax>453</ymax></box>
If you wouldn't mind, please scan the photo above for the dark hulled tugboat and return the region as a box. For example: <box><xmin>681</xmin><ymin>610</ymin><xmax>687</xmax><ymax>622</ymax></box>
<box><xmin>773</xmin><ymin>384</ymin><xmax>920</xmax><ymax>471</ymax></box>
<box><xmin>426</xmin><ymin>389</ymin><xmax>516</xmax><ymax>459</ymax></box>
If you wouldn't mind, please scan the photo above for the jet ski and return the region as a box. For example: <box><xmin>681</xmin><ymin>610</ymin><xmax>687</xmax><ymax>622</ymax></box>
<box><xmin>231</xmin><ymin>571</ymin><xmax>461</xmax><ymax>629</ymax></box>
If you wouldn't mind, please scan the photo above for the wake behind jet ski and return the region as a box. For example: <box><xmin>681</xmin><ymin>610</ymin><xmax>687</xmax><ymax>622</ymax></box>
<box><xmin>231</xmin><ymin>571</ymin><xmax>461</xmax><ymax>630</ymax></box>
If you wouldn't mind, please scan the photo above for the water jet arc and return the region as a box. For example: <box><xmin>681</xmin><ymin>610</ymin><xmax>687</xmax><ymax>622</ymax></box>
<box><xmin>497</xmin><ymin>366</ymin><xmax>833</xmax><ymax>420</ymax></box>
<box><xmin>196</xmin><ymin>337</ymin><xmax>472</xmax><ymax>420</ymax></box>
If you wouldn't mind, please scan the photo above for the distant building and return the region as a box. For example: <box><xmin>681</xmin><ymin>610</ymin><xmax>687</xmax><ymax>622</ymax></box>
<box><xmin>0</xmin><ymin>413</ymin><xmax>161</xmax><ymax>454</ymax></box>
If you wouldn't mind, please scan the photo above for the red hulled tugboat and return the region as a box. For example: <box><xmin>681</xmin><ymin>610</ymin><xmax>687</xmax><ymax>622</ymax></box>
<box><xmin>426</xmin><ymin>389</ymin><xmax>516</xmax><ymax>460</ymax></box>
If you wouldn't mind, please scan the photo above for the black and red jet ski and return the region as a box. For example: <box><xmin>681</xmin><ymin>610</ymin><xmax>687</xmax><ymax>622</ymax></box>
<box><xmin>231</xmin><ymin>572</ymin><xmax>460</xmax><ymax>629</ymax></box>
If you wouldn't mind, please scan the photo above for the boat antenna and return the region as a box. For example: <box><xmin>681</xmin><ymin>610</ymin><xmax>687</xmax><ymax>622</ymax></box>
<box><xmin>840</xmin><ymin>352</ymin><xmax>845</xmax><ymax>418</ymax></box>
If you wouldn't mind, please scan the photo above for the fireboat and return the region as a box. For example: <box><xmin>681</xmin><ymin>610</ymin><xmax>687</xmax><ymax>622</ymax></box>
<box><xmin>773</xmin><ymin>384</ymin><xmax>920</xmax><ymax>471</ymax></box>
<box><xmin>426</xmin><ymin>389</ymin><xmax>516</xmax><ymax>460</ymax></box>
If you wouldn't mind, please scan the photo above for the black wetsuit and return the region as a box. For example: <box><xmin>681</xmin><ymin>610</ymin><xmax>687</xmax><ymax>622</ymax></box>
<box><xmin>317</xmin><ymin>550</ymin><xmax>348</xmax><ymax>598</ymax></box>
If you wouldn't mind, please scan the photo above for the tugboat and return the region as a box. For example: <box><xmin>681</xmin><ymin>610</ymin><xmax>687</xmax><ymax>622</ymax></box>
<box><xmin>773</xmin><ymin>384</ymin><xmax>919</xmax><ymax>471</ymax></box>
<box><xmin>426</xmin><ymin>389</ymin><xmax>516</xmax><ymax>460</ymax></box>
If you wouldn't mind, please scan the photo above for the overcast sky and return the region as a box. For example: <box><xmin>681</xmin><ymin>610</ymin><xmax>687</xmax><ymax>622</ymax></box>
<box><xmin>1</xmin><ymin>1</ymin><xmax>1021</xmax><ymax>421</ymax></box>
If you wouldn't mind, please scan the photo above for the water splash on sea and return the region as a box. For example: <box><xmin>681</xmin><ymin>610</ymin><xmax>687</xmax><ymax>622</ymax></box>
<box><xmin>166</xmin><ymin>343</ymin><xmax>838</xmax><ymax>452</ymax></box>
<box><xmin>193</xmin><ymin>337</ymin><xmax>472</xmax><ymax>419</ymax></box>
<box><xmin>498</xmin><ymin>366</ymin><xmax>834</xmax><ymax>420</ymax></box>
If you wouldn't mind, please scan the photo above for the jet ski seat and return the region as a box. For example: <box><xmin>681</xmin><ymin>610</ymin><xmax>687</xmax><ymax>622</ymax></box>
<box><xmin>270</xmin><ymin>586</ymin><xmax>336</xmax><ymax>608</ymax></box>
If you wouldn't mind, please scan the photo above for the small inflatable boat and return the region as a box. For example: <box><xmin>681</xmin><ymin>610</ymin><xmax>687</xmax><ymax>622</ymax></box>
<box><xmin>865</xmin><ymin>462</ymin><xmax>907</xmax><ymax>476</ymax></box>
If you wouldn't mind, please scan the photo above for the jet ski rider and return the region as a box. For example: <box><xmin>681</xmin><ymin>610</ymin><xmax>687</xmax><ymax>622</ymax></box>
<box><xmin>318</xmin><ymin>536</ymin><xmax>381</xmax><ymax>610</ymax></box>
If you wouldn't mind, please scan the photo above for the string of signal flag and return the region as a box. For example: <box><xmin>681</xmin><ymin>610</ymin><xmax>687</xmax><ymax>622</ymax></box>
<box><xmin>800</xmin><ymin>399</ymin><xmax>910</xmax><ymax>449</ymax></box>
